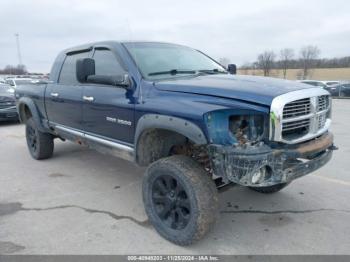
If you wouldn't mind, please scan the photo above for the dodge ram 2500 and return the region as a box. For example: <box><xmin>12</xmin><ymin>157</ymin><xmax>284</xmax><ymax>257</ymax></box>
<box><xmin>16</xmin><ymin>41</ymin><xmax>335</xmax><ymax>245</ymax></box>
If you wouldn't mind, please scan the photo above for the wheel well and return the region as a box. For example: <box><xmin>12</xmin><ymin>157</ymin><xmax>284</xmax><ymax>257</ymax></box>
<box><xmin>136</xmin><ymin>128</ymin><xmax>191</xmax><ymax>166</ymax></box>
<box><xmin>19</xmin><ymin>104</ymin><xmax>32</xmax><ymax>123</ymax></box>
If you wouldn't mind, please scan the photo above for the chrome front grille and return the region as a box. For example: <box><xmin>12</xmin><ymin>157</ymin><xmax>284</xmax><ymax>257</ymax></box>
<box><xmin>283</xmin><ymin>98</ymin><xmax>311</xmax><ymax>119</ymax></box>
<box><xmin>270</xmin><ymin>89</ymin><xmax>332</xmax><ymax>144</ymax></box>
<box><xmin>317</xmin><ymin>114</ymin><xmax>327</xmax><ymax>129</ymax></box>
<box><xmin>282</xmin><ymin>119</ymin><xmax>310</xmax><ymax>132</ymax></box>
<box><xmin>317</xmin><ymin>95</ymin><xmax>329</xmax><ymax>111</ymax></box>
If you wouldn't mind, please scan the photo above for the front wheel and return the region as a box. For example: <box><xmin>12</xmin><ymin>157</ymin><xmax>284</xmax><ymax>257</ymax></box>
<box><xmin>249</xmin><ymin>182</ymin><xmax>290</xmax><ymax>194</ymax></box>
<box><xmin>25</xmin><ymin>118</ymin><xmax>54</xmax><ymax>160</ymax></box>
<box><xmin>143</xmin><ymin>155</ymin><xmax>218</xmax><ymax>246</ymax></box>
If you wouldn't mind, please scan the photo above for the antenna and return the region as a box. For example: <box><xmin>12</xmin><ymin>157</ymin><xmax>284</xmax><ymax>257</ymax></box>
<box><xmin>15</xmin><ymin>33</ymin><xmax>23</xmax><ymax>66</ymax></box>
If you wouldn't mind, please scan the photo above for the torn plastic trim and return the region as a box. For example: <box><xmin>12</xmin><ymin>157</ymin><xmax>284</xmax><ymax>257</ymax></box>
<box><xmin>208</xmin><ymin>132</ymin><xmax>335</xmax><ymax>187</ymax></box>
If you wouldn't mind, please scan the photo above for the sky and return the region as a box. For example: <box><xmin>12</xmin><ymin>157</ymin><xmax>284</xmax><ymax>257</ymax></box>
<box><xmin>0</xmin><ymin>0</ymin><xmax>349</xmax><ymax>73</ymax></box>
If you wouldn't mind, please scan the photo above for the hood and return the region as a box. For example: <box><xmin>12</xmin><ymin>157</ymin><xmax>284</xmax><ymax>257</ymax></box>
<box><xmin>155</xmin><ymin>74</ymin><xmax>315</xmax><ymax>106</ymax></box>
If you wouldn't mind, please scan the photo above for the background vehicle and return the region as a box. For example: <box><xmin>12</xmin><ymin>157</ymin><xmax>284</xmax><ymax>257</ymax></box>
<box><xmin>5</xmin><ymin>78</ymin><xmax>33</xmax><ymax>88</ymax></box>
<box><xmin>15</xmin><ymin>41</ymin><xmax>335</xmax><ymax>245</ymax></box>
<box><xmin>321</xmin><ymin>80</ymin><xmax>340</xmax><ymax>87</ymax></box>
<box><xmin>300</xmin><ymin>80</ymin><xmax>328</xmax><ymax>88</ymax></box>
<box><xmin>325</xmin><ymin>82</ymin><xmax>350</xmax><ymax>97</ymax></box>
<box><xmin>0</xmin><ymin>83</ymin><xmax>18</xmax><ymax>121</ymax></box>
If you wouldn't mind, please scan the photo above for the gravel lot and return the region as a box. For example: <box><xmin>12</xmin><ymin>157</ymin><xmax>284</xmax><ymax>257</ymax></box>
<box><xmin>0</xmin><ymin>99</ymin><xmax>350</xmax><ymax>255</ymax></box>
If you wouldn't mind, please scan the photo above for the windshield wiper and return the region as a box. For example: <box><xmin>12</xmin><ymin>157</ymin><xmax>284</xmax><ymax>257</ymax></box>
<box><xmin>148</xmin><ymin>69</ymin><xmax>197</xmax><ymax>76</ymax></box>
<box><xmin>198</xmin><ymin>69</ymin><xmax>227</xmax><ymax>75</ymax></box>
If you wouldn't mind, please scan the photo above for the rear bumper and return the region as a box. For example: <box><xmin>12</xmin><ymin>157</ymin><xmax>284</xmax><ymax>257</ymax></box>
<box><xmin>208</xmin><ymin>132</ymin><xmax>335</xmax><ymax>187</ymax></box>
<box><xmin>0</xmin><ymin>106</ymin><xmax>18</xmax><ymax>121</ymax></box>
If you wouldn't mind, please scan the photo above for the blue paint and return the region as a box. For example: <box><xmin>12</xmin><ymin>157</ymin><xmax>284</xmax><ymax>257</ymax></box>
<box><xmin>20</xmin><ymin>41</ymin><xmax>314</xmax><ymax>145</ymax></box>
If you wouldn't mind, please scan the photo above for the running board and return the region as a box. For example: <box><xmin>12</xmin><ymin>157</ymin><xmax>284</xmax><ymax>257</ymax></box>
<box><xmin>54</xmin><ymin>124</ymin><xmax>134</xmax><ymax>162</ymax></box>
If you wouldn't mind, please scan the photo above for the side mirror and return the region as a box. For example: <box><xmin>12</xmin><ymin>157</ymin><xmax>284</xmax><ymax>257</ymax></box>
<box><xmin>76</xmin><ymin>58</ymin><xmax>95</xmax><ymax>82</ymax></box>
<box><xmin>86</xmin><ymin>74</ymin><xmax>131</xmax><ymax>88</ymax></box>
<box><xmin>227</xmin><ymin>64</ymin><xmax>237</xmax><ymax>75</ymax></box>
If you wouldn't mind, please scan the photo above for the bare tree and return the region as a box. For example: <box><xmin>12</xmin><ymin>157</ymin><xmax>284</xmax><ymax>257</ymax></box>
<box><xmin>257</xmin><ymin>51</ymin><xmax>276</xmax><ymax>76</ymax></box>
<box><xmin>300</xmin><ymin>45</ymin><xmax>320</xmax><ymax>79</ymax></box>
<box><xmin>280</xmin><ymin>48</ymin><xmax>294</xmax><ymax>79</ymax></box>
<box><xmin>218</xmin><ymin>57</ymin><xmax>230</xmax><ymax>68</ymax></box>
<box><xmin>0</xmin><ymin>64</ymin><xmax>27</xmax><ymax>75</ymax></box>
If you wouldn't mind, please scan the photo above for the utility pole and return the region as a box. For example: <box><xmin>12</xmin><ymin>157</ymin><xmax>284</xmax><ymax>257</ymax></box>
<box><xmin>15</xmin><ymin>33</ymin><xmax>23</xmax><ymax>66</ymax></box>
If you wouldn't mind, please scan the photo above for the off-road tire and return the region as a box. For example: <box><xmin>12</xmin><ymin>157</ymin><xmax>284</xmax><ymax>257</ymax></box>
<box><xmin>249</xmin><ymin>182</ymin><xmax>290</xmax><ymax>194</ymax></box>
<box><xmin>25</xmin><ymin>118</ymin><xmax>54</xmax><ymax>160</ymax></box>
<box><xmin>143</xmin><ymin>155</ymin><xmax>218</xmax><ymax>246</ymax></box>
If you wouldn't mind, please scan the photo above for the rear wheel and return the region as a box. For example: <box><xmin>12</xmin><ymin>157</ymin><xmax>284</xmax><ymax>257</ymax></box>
<box><xmin>143</xmin><ymin>155</ymin><xmax>218</xmax><ymax>246</ymax></box>
<box><xmin>25</xmin><ymin>118</ymin><xmax>54</xmax><ymax>160</ymax></box>
<box><xmin>249</xmin><ymin>183</ymin><xmax>290</xmax><ymax>194</ymax></box>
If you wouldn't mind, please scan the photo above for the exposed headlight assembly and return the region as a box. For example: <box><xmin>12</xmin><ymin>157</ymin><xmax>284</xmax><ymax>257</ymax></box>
<box><xmin>204</xmin><ymin>110</ymin><xmax>268</xmax><ymax>146</ymax></box>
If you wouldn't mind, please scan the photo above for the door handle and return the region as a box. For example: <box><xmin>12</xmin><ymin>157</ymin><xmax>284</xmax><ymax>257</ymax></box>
<box><xmin>83</xmin><ymin>96</ymin><xmax>95</xmax><ymax>102</ymax></box>
<box><xmin>50</xmin><ymin>92</ymin><xmax>59</xmax><ymax>97</ymax></box>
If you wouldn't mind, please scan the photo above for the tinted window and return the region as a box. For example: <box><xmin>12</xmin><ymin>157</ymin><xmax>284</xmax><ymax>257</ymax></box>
<box><xmin>93</xmin><ymin>49</ymin><xmax>125</xmax><ymax>76</ymax></box>
<box><xmin>59</xmin><ymin>51</ymin><xmax>90</xmax><ymax>84</ymax></box>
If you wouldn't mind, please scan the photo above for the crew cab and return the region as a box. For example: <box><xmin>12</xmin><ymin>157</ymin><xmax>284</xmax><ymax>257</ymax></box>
<box><xmin>15</xmin><ymin>41</ymin><xmax>335</xmax><ymax>245</ymax></box>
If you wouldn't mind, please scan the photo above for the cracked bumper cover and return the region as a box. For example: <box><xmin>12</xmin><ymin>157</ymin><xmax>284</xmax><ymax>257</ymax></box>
<box><xmin>208</xmin><ymin>132</ymin><xmax>335</xmax><ymax>187</ymax></box>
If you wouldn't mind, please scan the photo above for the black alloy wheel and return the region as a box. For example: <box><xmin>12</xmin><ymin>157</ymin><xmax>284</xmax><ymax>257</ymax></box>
<box><xmin>143</xmin><ymin>155</ymin><xmax>218</xmax><ymax>246</ymax></box>
<box><xmin>25</xmin><ymin>118</ymin><xmax>54</xmax><ymax>160</ymax></box>
<box><xmin>26</xmin><ymin>124</ymin><xmax>38</xmax><ymax>154</ymax></box>
<box><xmin>152</xmin><ymin>174</ymin><xmax>191</xmax><ymax>230</ymax></box>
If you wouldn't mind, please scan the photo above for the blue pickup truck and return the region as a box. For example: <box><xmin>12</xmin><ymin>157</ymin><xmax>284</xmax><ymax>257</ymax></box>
<box><xmin>15</xmin><ymin>41</ymin><xmax>335</xmax><ymax>245</ymax></box>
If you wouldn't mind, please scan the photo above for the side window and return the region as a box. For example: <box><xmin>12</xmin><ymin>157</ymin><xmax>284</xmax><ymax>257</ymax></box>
<box><xmin>93</xmin><ymin>49</ymin><xmax>125</xmax><ymax>76</ymax></box>
<box><xmin>59</xmin><ymin>51</ymin><xmax>90</xmax><ymax>85</ymax></box>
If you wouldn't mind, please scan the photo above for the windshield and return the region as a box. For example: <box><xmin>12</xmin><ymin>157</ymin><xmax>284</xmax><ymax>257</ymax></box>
<box><xmin>123</xmin><ymin>42</ymin><xmax>226</xmax><ymax>80</ymax></box>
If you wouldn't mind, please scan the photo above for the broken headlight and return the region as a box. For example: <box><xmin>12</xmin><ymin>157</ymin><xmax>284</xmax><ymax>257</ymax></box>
<box><xmin>205</xmin><ymin>110</ymin><xmax>268</xmax><ymax>145</ymax></box>
<box><xmin>229</xmin><ymin>114</ymin><xmax>267</xmax><ymax>145</ymax></box>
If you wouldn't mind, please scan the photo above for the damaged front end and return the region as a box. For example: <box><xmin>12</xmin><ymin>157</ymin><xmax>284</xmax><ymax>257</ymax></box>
<box><xmin>204</xmin><ymin>105</ymin><xmax>335</xmax><ymax>187</ymax></box>
<box><xmin>208</xmin><ymin>133</ymin><xmax>334</xmax><ymax>187</ymax></box>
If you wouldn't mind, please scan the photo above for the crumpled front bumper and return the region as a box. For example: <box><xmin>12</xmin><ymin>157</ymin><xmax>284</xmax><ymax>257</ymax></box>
<box><xmin>208</xmin><ymin>132</ymin><xmax>335</xmax><ymax>187</ymax></box>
